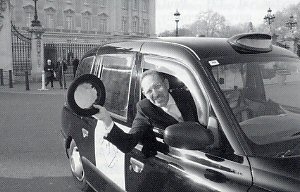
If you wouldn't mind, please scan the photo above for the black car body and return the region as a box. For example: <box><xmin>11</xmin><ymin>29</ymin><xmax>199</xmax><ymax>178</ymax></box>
<box><xmin>61</xmin><ymin>33</ymin><xmax>300</xmax><ymax>192</ymax></box>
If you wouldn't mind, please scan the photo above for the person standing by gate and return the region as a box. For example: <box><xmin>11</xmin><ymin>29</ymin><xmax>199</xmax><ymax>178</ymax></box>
<box><xmin>56</xmin><ymin>57</ymin><xmax>68</xmax><ymax>89</ymax></box>
<box><xmin>44</xmin><ymin>59</ymin><xmax>54</xmax><ymax>88</ymax></box>
<box><xmin>72</xmin><ymin>56</ymin><xmax>79</xmax><ymax>78</ymax></box>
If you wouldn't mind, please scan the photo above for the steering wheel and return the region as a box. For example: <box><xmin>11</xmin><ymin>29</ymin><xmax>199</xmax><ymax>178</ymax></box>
<box><xmin>232</xmin><ymin>90</ymin><xmax>253</xmax><ymax>122</ymax></box>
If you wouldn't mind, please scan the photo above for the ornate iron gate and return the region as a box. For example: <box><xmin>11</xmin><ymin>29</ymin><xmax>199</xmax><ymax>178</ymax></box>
<box><xmin>44</xmin><ymin>43</ymin><xmax>96</xmax><ymax>63</ymax></box>
<box><xmin>11</xmin><ymin>22</ymin><xmax>32</xmax><ymax>76</ymax></box>
<box><xmin>44</xmin><ymin>42</ymin><xmax>97</xmax><ymax>74</ymax></box>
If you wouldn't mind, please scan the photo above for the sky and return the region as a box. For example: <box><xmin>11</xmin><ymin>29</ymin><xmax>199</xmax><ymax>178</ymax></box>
<box><xmin>155</xmin><ymin>0</ymin><xmax>300</xmax><ymax>34</ymax></box>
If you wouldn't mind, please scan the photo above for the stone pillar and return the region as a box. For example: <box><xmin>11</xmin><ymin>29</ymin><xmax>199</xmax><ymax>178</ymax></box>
<box><xmin>293</xmin><ymin>37</ymin><xmax>299</xmax><ymax>55</ymax></box>
<box><xmin>0</xmin><ymin>0</ymin><xmax>13</xmax><ymax>72</ymax></box>
<box><xmin>149</xmin><ymin>0</ymin><xmax>156</xmax><ymax>37</ymax></box>
<box><xmin>283</xmin><ymin>35</ymin><xmax>296</xmax><ymax>54</ymax></box>
<box><xmin>271</xmin><ymin>33</ymin><xmax>278</xmax><ymax>45</ymax></box>
<box><xmin>29</xmin><ymin>26</ymin><xmax>45</xmax><ymax>81</ymax></box>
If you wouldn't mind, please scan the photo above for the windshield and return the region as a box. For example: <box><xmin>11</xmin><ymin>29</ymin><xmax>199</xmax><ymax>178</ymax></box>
<box><xmin>212</xmin><ymin>58</ymin><xmax>300</xmax><ymax>157</ymax></box>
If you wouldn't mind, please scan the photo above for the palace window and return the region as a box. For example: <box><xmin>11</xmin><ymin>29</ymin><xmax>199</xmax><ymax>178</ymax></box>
<box><xmin>82</xmin><ymin>16</ymin><xmax>91</xmax><ymax>31</ymax></box>
<box><xmin>25</xmin><ymin>12</ymin><xmax>34</xmax><ymax>27</ymax></box>
<box><xmin>133</xmin><ymin>0</ymin><xmax>138</xmax><ymax>10</ymax></box>
<box><xmin>65</xmin><ymin>15</ymin><xmax>73</xmax><ymax>30</ymax></box>
<box><xmin>46</xmin><ymin>14</ymin><xmax>55</xmax><ymax>28</ymax></box>
<box><xmin>132</xmin><ymin>16</ymin><xmax>139</xmax><ymax>33</ymax></box>
<box><xmin>141</xmin><ymin>19</ymin><xmax>149</xmax><ymax>34</ymax></box>
<box><xmin>122</xmin><ymin>0</ymin><xmax>128</xmax><ymax>10</ymax></box>
<box><xmin>142</xmin><ymin>0</ymin><xmax>149</xmax><ymax>12</ymax></box>
<box><xmin>99</xmin><ymin>14</ymin><xmax>108</xmax><ymax>33</ymax></box>
<box><xmin>121</xmin><ymin>16</ymin><xmax>128</xmax><ymax>33</ymax></box>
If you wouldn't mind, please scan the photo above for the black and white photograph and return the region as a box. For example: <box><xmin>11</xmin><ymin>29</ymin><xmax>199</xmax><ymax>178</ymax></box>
<box><xmin>1</xmin><ymin>0</ymin><xmax>300</xmax><ymax>191</ymax></box>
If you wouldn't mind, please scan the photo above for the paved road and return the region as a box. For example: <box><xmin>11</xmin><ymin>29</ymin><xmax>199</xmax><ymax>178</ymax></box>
<box><xmin>0</xmin><ymin>91</ymin><xmax>82</xmax><ymax>192</ymax></box>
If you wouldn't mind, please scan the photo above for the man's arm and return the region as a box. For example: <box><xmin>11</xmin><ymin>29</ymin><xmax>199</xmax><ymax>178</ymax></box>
<box><xmin>105</xmin><ymin>124</ymin><xmax>140</xmax><ymax>153</ymax></box>
<box><xmin>93</xmin><ymin>104</ymin><xmax>149</xmax><ymax>153</ymax></box>
<box><xmin>93</xmin><ymin>102</ymin><xmax>167</xmax><ymax>157</ymax></box>
<box><xmin>131</xmin><ymin>102</ymin><xmax>165</xmax><ymax>157</ymax></box>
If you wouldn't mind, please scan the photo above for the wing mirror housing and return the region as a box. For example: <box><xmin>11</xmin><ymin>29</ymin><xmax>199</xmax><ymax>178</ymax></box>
<box><xmin>164</xmin><ymin>122</ymin><xmax>214</xmax><ymax>150</ymax></box>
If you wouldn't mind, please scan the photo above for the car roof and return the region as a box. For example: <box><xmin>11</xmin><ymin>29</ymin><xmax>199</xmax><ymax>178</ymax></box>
<box><xmin>87</xmin><ymin>35</ymin><xmax>298</xmax><ymax>65</ymax></box>
<box><xmin>152</xmin><ymin>37</ymin><xmax>298</xmax><ymax>60</ymax></box>
<box><xmin>153</xmin><ymin>37</ymin><xmax>236</xmax><ymax>59</ymax></box>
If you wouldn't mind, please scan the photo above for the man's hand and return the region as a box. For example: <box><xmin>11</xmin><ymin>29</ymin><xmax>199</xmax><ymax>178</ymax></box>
<box><xmin>93</xmin><ymin>104</ymin><xmax>113</xmax><ymax>128</ymax></box>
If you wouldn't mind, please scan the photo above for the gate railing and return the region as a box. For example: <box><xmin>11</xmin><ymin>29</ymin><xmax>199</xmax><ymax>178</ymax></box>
<box><xmin>44</xmin><ymin>42</ymin><xmax>98</xmax><ymax>77</ymax></box>
<box><xmin>11</xmin><ymin>22</ymin><xmax>32</xmax><ymax>76</ymax></box>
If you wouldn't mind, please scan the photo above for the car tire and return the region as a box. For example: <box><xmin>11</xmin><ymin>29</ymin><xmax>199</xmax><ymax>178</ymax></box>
<box><xmin>68</xmin><ymin>139</ymin><xmax>94</xmax><ymax>192</ymax></box>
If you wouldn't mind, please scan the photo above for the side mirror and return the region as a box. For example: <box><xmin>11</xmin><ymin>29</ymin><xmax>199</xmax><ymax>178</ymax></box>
<box><xmin>164</xmin><ymin>122</ymin><xmax>214</xmax><ymax>150</ymax></box>
<box><xmin>67</xmin><ymin>74</ymin><xmax>106</xmax><ymax>116</ymax></box>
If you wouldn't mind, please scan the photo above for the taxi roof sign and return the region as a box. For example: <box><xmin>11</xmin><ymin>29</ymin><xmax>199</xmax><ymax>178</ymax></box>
<box><xmin>228</xmin><ymin>33</ymin><xmax>272</xmax><ymax>53</ymax></box>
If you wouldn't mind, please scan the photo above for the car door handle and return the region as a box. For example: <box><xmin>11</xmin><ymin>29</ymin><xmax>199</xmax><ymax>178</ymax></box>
<box><xmin>129</xmin><ymin>157</ymin><xmax>144</xmax><ymax>173</ymax></box>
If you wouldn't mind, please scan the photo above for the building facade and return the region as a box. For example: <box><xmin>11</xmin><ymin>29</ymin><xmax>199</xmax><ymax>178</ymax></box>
<box><xmin>11</xmin><ymin>0</ymin><xmax>155</xmax><ymax>37</ymax></box>
<box><xmin>8</xmin><ymin>0</ymin><xmax>155</xmax><ymax>79</ymax></box>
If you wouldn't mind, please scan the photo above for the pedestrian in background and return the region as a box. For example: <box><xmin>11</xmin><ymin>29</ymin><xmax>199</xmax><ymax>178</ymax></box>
<box><xmin>44</xmin><ymin>59</ymin><xmax>54</xmax><ymax>88</ymax></box>
<box><xmin>72</xmin><ymin>56</ymin><xmax>79</xmax><ymax>78</ymax></box>
<box><xmin>56</xmin><ymin>57</ymin><xmax>68</xmax><ymax>89</ymax></box>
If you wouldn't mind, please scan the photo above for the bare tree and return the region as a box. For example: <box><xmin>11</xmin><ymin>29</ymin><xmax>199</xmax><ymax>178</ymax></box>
<box><xmin>189</xmin><ymin>11</ymin><xmax>226</xmax><ymax>37</ymax></box>
<box><xmin>158</xmin><ymin>27</ymin><xmax>194</xmax><ymax>37</ymax></box>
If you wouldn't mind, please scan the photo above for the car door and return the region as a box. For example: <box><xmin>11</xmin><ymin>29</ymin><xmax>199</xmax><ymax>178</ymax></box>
<box><xmin>66</xmin><ymin>55</ymin><xmax>104</xmax><ymax>189</ymax></box>
<box><xmin>91</xmin><ymin>51</ymin><xmax>140</xmax><ymax>191</ymax></box>
<box><xmin>125</xmin><ymin>55</ymin><xmax>253</xmax><ymax>192</ymax></box>
<box><xmin>70</xmin><ymin>55</ymin><xmax>97</xmax><ymax>163</ymax></box>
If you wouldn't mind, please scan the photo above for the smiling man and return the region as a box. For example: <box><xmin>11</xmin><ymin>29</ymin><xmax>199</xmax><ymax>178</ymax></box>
<box><xmin>94</xmin><ymin>70</ymin><xmax>198</xmax><ymax>157</ymax></box>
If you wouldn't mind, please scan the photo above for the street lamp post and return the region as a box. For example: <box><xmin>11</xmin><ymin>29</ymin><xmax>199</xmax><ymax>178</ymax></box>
<box><xmin>27</xmin><ymin>0</ymin><xmax>42</xmax><ymax>89</ymax></box>
<box><xmin>29</xmin><ymin>0</ymin><xmax>46</xmax><ymax>84</ymax></box>
<box><xmin>286</xmin><ymin>14</ymin><xmax>297</xmax><ymax>32</ymax></box>
<box><xmin>174</xmin><ymin>9</ymin><xmax>180</xmax><ymax>37</ymax></box>
<box><xmin>264</xmin><ymin>8</ymin><xmax>275</xmax><ymax>34</ymax></box>
<box><xmin>285</xmin><ymin>14</ymin><xmax>298</xmax><ymax>54</ymax></box>
<box><xmin>31</xmin><ymin>0</ymin><xmax>41</xmax><ymax>27</ymax></box>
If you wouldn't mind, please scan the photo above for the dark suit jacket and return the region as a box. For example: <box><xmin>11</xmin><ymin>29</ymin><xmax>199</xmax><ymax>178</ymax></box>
<box><xmin>44</xmin><ymin>64</ymin><xmax>54</xmax><ymax>78</ymax></box>
<box><xmin>106</xmin><ymin>90</ymin><xmax>198</xmax><ymax>157</ymax></box>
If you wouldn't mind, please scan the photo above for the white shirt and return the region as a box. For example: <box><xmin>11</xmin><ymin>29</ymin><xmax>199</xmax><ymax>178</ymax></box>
<box><xmin>161</xmin><ymin>94</ymin><xmax>183</xmax><ymax>122</ymax></box>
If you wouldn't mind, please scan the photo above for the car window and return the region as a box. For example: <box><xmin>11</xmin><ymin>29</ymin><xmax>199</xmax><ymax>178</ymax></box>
<box><xmin>91</xmin><ymin>56</ymin><xmax>102</xmax><ymax>77</ymax></box>
<box><xmin>212</xmin><ymin>59</ymin><xmax>300</xmax><ymax>157</ymax></box>
<box><xmin>141</xmin><ymin>56</ymin><xmax>235</xmax><ymax>157</ymax></box>
<box><xmin>75</xmin><ymin>56</ymin><xmax>95</xmax><ymax>77</ymax></box>
<box><xmin>142</xmin><ymin>55</ymin><xmax>209</xmax><ymax>125</ymax></box>
<box><xmin>100</xmin><ymin>54</ymin><xmax>135</xmax><ymax>121</ymax></box>
<box><xmin>140</xmin><ymin>56</ymin><xmax>210</xmax><ymax>139</ymax></box>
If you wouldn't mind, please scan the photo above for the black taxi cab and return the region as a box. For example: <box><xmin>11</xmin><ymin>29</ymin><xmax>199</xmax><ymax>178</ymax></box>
<box><xmin>61</xmin><ymin>33</ymin><xmax>300</xmax><ymax>192</ymax></box>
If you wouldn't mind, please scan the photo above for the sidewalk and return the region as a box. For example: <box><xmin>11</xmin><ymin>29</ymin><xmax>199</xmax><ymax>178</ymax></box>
<box><xmin>0</xmin><ymin>79</ymin><xmax>73</xmax><ymax>95</ymax></box>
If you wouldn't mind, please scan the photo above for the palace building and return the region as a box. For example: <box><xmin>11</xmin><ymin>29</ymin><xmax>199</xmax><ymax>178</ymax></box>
<box><xmin>6</xmin><ymin>0</ymin><xmax>156</xmax><ymax>79</ymax></box>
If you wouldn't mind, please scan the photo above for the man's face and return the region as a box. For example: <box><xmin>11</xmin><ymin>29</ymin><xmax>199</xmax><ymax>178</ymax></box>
<box><xmin>141</xmin><ymin>74</ymin><xmax>169</xmax><ymax>107</ymax></box>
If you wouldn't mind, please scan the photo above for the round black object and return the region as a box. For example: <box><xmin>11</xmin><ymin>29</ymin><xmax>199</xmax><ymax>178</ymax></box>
<box><xmin>67</xmin><ymin>74</ymin><xmax>105</xmax><ymax>117</ymax></box>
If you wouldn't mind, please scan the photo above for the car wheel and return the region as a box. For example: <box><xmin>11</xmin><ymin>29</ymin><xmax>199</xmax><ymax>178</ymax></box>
<box><xmin>68</xmin><ymin>139</ymin><xmax>94</xmax><ymax>192</ymax></box>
